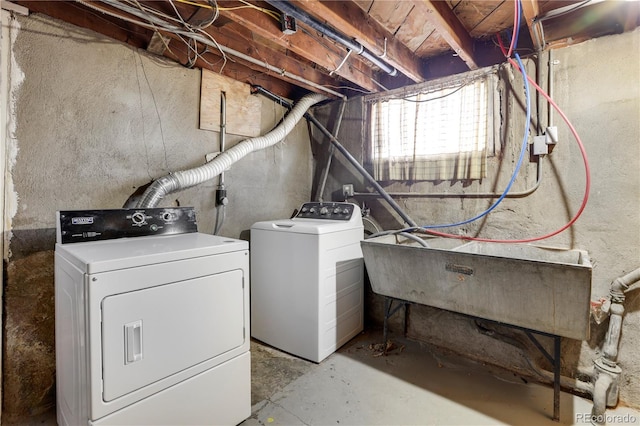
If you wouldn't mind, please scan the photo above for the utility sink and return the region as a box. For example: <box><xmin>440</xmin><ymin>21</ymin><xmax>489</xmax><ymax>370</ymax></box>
<box><xmin>361</xmin><ymin>235</ymin><xmax>592</xmax><ymax>340</ymax></box>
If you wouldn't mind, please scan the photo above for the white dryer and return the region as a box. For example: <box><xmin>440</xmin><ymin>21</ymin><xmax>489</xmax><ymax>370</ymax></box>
<box><xmin>55</xmin><ymin>208</ymin><xmax>250</xmax><ymax>425</ymax></box>
<box><xmin>250</xmin><ymin>202</ymin><xmax>364</xmax><ymax>363</ymax></box>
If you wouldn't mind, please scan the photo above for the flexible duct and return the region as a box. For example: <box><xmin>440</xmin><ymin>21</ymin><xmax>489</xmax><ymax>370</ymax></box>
<box><xmin>251</xmin><ymin>85</ymin><xmax>418</xmax><ymax>228</ymax></box>
<box><xmin>137</xmin><ymin>93</ymin><xmax>326</xmax><ymax>208</ymax></box>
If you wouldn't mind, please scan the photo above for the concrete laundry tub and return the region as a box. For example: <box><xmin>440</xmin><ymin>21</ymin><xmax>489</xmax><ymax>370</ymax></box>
<box><xmin>361</xmin><ymin>235</ymin><xmax>592</xmax><ymax>340</ymax></box>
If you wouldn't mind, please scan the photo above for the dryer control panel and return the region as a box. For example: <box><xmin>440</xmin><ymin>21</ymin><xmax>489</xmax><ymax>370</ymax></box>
<box><xmin>294</xmin><ymin>202</ymin><xmax>357</xmax><ymax>221</ymax></box>
<box><xmin>56</xmin><ymin>207</ymin><xmax>198</xmax><ymax>244</ymax></box>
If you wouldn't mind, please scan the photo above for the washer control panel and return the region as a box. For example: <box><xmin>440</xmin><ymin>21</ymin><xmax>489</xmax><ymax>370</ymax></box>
<box><xmin>57</xmin><ymin>207</ymin><xmax>198</xmax><ymax>244</ymax></box>
<box><xmin>294</xmin><ymin>202</ymin><xmax>356</xmax><ymax>221</ymax></box>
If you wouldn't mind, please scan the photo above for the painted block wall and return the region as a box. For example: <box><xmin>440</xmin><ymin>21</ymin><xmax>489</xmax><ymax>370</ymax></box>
<box><xmin>314</xmin><ymin>28</ymin><xmax>640</xmax><ymax>408</ymax></box>
<box><xmin>2</xmin><ymin>13</ymin><xmax>314</xmax><ymax>421</ymax></box>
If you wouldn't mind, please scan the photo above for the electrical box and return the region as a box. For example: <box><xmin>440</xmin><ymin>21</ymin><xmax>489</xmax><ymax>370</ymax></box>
<box><xmin>280</xmin><ymin>13</ymin><xmax>297</xmax><ymax>35</ymax></box>
<box><xmin>532</xmin><ymin>126</ymin><xmax>559</xmax><ymax>156</ymax></box>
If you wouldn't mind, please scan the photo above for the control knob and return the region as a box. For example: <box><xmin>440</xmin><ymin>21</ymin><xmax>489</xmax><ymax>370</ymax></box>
<box><xmin>131</xmin><ymin>212</ymin><xmax>146</xmax><ymax>225</ymax></box>
<box><xmin>320</xmin><ymin>206</ymin><xmax>329</xmax><ymax>215</ymax></box>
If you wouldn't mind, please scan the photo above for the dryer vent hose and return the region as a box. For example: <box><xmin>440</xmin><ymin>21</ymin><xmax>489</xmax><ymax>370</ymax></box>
<box><xmin>137</xmin><ymin>93</ymin><xmax>327</xmax><ymax>208</ymax></box>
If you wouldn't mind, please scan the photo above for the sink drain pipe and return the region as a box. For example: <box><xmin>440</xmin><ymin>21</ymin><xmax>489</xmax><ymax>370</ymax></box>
<box><xmin>136</xmin><ymin>93</ymin><xmax>327</xmax><ymax>208</ymax></box>
<box><xmin>591</xmin><ymin>267</ymin><xmax>640</xmax><ymax>425</ymax></box>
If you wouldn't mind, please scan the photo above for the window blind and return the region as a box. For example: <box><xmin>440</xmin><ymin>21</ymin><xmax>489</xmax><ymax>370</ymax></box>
<box><xmin>368</xmin><ymin>71</ymin><xmax>495</xmax><ymax>181</ymax></box>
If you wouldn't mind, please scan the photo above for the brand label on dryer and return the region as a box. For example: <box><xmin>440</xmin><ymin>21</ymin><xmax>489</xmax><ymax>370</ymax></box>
<box><xmin>71</xmin><ymin>217</ymin><xmax>94</xmax><ymax>225</ymax></box>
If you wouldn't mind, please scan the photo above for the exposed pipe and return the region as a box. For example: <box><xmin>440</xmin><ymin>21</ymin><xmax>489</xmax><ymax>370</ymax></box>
<box><xmin>264</xmin><ymin>0</ymin><xmax>398</xmax><ymax>77</ymax></box>
<box><xmin>592</xmin><ymin>372</ymin><xmax>615</xmax><ymax>426</ymax></box>
<box><xmin>590</xmin><ymin>267</ymin><xmax>640</xmax><ymax>425</ymax></box>
<box><xmin>610</xmin><ymin>267</ymin><xmax>640</xmax><ymax>300</ymax></box>
<box><xmin>251</xmin><ymin>85</ymin><xmax>417</xmax><ymax>228</ymax></box>
<box><xmin>317</xmin><ymin>99</ymin><xmax>347</xmax><ymax>202</ymax></box>
<box><xmin>351</xmin><ymin>156</ymin><xmax>542</xmax><ymax>199</ymax></box>
<box><xmin>474</xmin><ymin>320</ymin><xmax>594</xmax><ymax>396</ymax></box>
<box><xmin>137</xmin><ymin>93</ymin><xmax>327</xmax><ymax>208</ymax></box>
<box><xmin>534</xmin><ymin>0</ymin><xmax>604</xmax><ymax>24</ymax></box>
<box><xmin>548</xmin><ymin>50</ymin><xmax>555</xmax><ymax>127</ymax></box>
<box><xmin>82</xmin><ymin>0</ymin><xmax>345</xmax><ymax>99</ymax></box>
<box><xmin>214</xmin><ymin>91</ymin><xmax>227</xmax><ymax>235</ymax></box>
<box><xmin>398</xmin><ymin>232</ymin><xmax>429</xmax><ymax>248</ymax></box>
<box><xmin>219</xmin><ymin>91</ymin><xmax>227</xmax><ymax>186</ymax></box>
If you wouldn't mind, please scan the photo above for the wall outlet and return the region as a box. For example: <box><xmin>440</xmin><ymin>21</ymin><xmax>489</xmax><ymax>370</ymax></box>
<box><xmin>342</xmin><ymin>184</ymin><xmax>354</xmax><ymax>198</ymax></box>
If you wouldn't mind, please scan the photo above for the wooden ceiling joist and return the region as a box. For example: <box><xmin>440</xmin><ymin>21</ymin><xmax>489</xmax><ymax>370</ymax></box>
<box><xmin>290</xmin><ymin>0</ymin><xmax>426</xmax><ymax>83</ymax></box>
<box><xmin>203</xmin><ymin>22</ymin><xmax>346</xmax><ymax>97</ymax></box>
<box><xmin>167</xmin><ymin>39</ymin><xmax>297</xmax><ymax>98</ymax></box>
<box><xmin>417</xmin><ymin>0</ymin><xmax>479</xmax><ymax>70</ymax></box>
<box><xmin>217</xmin><ymin>1</ymin><xmax>379</xmax><ymax>92</ymax></box>
<box><xmin>520</xmin><ymin>0</ymin><xmax>543</xmax><ymax>51</ymax></box>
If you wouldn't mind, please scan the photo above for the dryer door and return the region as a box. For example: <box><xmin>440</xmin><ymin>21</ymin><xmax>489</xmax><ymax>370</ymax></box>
<box><xmin>100</xmin><ymin>269</ymin><xmax>245</xmax><ymax>401</ymax></box>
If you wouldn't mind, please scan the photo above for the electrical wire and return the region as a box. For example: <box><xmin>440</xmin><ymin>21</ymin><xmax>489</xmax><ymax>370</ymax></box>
<box><xmin>168</xmin><ymin>0</ymin><xmax>218</xmax><ymax>30</ymax></box>
<box><xmin>420</xmin><ymin>52</ymin><xmax>531</xmax><ymax>230</ymax></box>
<box><xmin>533</xmin><ymin>0</ymin><xmax>594</xmax><ymax>23</ymax></box>
<box><xmin>172</xmin><ymin>0</ymin><xmax>280</xmax><ymax>21</ymax></box>
<box><xmin>506</xmin><ymin>0</ymin><xmax>520</xmax><ymax>57</ymax></box>
<box><xmin>372</xmin><ymin>0</ymin><xmax>590</xmax><ymax>244</ymax></box>
<box><xmin>416</xmin><ymin>34</ymin><xmax>591</xmax><ymax>243</ymax></box>
<box><xmin>395</xmin><ymin>2</ymin><xmax>525</xmax><ymax>230</ymax></box>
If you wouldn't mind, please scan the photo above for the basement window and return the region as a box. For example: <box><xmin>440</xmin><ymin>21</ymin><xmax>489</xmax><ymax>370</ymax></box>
<box><xmin>366</xmin><ymin>68</ymin><xmax>498</xmax><ymax>181</ymax></box>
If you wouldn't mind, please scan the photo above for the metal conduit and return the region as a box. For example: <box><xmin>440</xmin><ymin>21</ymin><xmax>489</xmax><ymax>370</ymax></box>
<box><xmin>252</xmin><ymin>86</ymin><xmax>417</xmax><ymax>228</ymax></box>
<box><xmin>265</xmin><ymin>0</ymin><xmax>398</xmax><ymax>77</ymax></box>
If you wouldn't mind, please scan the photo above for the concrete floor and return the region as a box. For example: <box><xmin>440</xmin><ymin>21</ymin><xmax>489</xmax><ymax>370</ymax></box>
<box><xmin>242</xmin><ymin>329</ymin><xmax>640</xmax><ymax>426</ymax></box>
<box><xmin>19</xmin><ymin>328</ymin><xmax>640</xmax><ymax>425</ymax></box>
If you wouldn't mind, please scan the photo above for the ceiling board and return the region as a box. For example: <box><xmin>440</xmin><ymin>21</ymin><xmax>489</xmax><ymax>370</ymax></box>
<box><xmin>368</xmin><ymin>0</ymin><xmax>415</xmax><ymax>35</ymax></box>
<box><xmin>452</xmin><ymin>0</ymin><xmax>504</xmax><ymax>33</ymax></box>
<box><xmin>353</xmin><ymin>0</ymin><xmax>374</xmax><ymax>13</ymax></box>
<box><xmin>415</xmin><ymin>31</ymin><xmax>456</xmax><ymax>58</ymax></box>
<box><xmin>470</xmin><ymin>1</ymin><xmax>515</xmax><ymax>38</ymax></box>
<box><xmin>394</xmin><ymin>7</ymin><xmax>437</xmax><ymax>52</ymax></box>
<box><xmin>417</xmin><ymin>0</ymin><xmax>479</xmax><ymax>69</ymax></box>
<box><xmin>291</xmin><ymin>0</ymin><xmax>426</xmax><ymax>82</ymax></box>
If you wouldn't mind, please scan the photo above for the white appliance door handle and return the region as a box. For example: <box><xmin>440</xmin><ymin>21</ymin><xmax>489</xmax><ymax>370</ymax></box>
<box><xmin>125</xmin><ymin>320</ymin><xmax>143</xmax><ymax>364</ymax></box>
<box><xmin>273</xmin><ymin>223</ymin><xmax>294</xmax><ymax>229</ymax></box>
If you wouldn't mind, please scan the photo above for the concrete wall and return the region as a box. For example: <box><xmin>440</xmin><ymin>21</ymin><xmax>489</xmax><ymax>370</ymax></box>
<box><xmin>2</xmin><ymin>13</ymin><xmax>314</xmax><ymax>421</ymax></box>
<box><xmin>316</xmin><ymin>28</ymin><xmax>640</xmax><ymax>408</ymax></box>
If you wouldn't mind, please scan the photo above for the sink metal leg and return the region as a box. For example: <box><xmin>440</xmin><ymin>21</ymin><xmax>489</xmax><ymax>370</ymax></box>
<box><xmin>525</xmin><ymin>330</ymin><xmax>561</xmax><ymax>421</ymax></box>
<box><xmin>553</xmin><ymin>335</ymin><xmax>561</xmax><ymax>422</ymax></box>
<box><xmin>383</xmin><ymin>297</ymin><xmax>391</xmax><ymax>347</ymax></box>
<box><xmin>382</xmin><ymin>297</ymin><xmax>409</xmax><ymax>353</ymax></box>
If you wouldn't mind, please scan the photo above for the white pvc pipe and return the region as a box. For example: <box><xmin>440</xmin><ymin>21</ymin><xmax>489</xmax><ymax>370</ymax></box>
<box><xmin>137</xmin><ymin>93</ymin><xmax>326</xmax><ymax>208</ymax></box>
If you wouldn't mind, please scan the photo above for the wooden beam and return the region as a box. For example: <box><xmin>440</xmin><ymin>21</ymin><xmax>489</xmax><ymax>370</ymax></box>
<box><xmin>166</xmin><ymin>38</ymin><xmax>299</xmax><ymax>99</ymax></box>
<box><xmin>202</xmin><ymin>22</ymin><xmax>346</xmax><ymax>97</ymax></box>
<box><xmin>520</xmin><ymin>0</ymin><xmax>543</xmax><ymax>51</ymax></box>
<box><xmin>14</xmin><ymin>0</ymin><xmax>152</xmax><ymax>48</ymax></box>
<box><xmin>290</xmin><ymin>0</ymin><xmax>425</xmax><ymax>83</ymax></box>
<box><xmin>417</xmin><ymin>0</ymin><xmax>479</xmax><ymax>70</ymax></box>
<box><xmin>217</xmin><ymin>1</ymin><xmax>379</xmax><ymax>92</ymax></box>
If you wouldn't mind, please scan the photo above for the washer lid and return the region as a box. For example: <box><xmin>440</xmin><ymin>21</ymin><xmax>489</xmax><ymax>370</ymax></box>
<box><xmin>55</xmin><ymin>233</ymin><xmax>248</xmax><ymax>274</ymax></box>
<box><xmin>250</xmin><ymin>218</ymin><xmax>363</xmax><ymax>235</ymax></box>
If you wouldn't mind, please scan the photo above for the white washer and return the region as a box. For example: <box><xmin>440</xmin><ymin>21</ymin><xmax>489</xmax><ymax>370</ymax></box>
<box><xmin>55</xmin><ymin>208</ymin><xmax>250</xmax><ymax>426</ymax></box>
<box><xmin>250</xmin><ymin>202</ymin><xmax>364</xmax><ymax>363</ymax></box>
